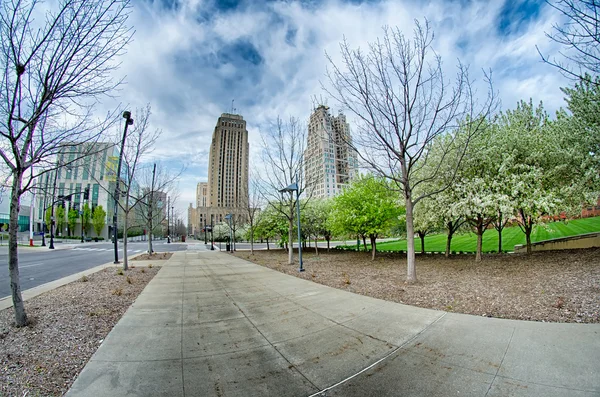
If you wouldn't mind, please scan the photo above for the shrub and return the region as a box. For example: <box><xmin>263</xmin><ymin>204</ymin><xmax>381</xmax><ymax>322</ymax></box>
<box><xmin>80</xmin><ymin>275</ymin><xmax>89</xmax><ymax>282</ymax></box>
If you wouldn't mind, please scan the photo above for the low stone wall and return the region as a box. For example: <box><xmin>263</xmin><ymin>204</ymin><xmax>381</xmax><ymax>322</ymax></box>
<box><xmin>514</xmin><ymin>232</ymin><xmax>600</xmax><ymax>253</ymax></box>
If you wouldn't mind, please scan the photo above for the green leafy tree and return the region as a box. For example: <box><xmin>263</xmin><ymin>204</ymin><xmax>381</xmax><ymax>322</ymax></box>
<box><xmin>301</xmin><ymin>199</ymin><xmax>331</xmax><ymax>255</ymax></box>
<box><xmin>561</xmin><ymin>75</ymin><xmax>600</xmax><ymax>170</ymax></box>
<box><xmin>68</xmin><ymin>209</ymin><xmax>79</xmax><ymax>237</ymax></box>
<box><xmin>82</xmin><ymin>203</ymin><xmax>92</xmax><ymax>235</ymax></box>
<box><xmin>56</xmin><ymin>206</ymin><xmax>65</xmax><ymax>236</ymax></box>
<box><xmin>329</xmin><ymin>176</ymin><xmax>403</xmax><ymax>260</ymax></box>
<box><xmin>45</xmin><ymin>207</ymin><xmax>53</xmax><ymax>232</ymax></box>
<box><xmin>92</xmin><ymin>205</ymin><xmax>106</xmax><ymax>237</ymax></box>
<box><xmin>254</xmin><ymin>206</ymin><xmax>287</xmax><ymax>250</ymax></box>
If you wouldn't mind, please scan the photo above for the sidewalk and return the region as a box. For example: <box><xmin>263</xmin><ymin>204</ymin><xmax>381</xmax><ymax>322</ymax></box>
<box><xmin>66</xmin><ymin>251</ymin><xmax>600</xmax><ymax>396</ymax></box>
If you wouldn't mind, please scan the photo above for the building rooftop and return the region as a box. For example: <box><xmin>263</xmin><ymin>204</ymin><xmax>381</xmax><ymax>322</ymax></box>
<box><xmin>220</xmin><ymin>113</ymin><xmax>244</xmax><ymax>120</ymax></box>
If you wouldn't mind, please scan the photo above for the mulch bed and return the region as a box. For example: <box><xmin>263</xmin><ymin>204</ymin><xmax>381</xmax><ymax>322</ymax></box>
<box><xmin>0</xmin><ymin>265</ymin><xmax>160</xmax><ymax>397</ymax></box>
<box><xmin>131</xmin><ymin>252</ymin><xmax>173</xmax><ymax>261</ymax></box>
<box><xmin>234</xmin><ymin>248</ymin><xmax>600</xmax><ymax>323</ymax></box>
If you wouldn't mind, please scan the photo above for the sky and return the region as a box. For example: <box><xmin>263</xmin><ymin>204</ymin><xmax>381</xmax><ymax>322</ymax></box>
<box><xmin>3</xmin><ymin>0</ymin><xmax>574</xmax><ymax>221</ymax></box>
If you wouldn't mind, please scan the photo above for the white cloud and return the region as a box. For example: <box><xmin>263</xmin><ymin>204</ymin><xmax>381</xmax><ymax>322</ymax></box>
<box><xmin>90</xmin><ymin>0</ymin><xmax>572</xmax><ymax>221</ymax></box>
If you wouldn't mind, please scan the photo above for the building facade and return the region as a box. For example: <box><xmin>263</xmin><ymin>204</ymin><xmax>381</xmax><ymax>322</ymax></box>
<box><xmin>304</xmin><ymin>105</ymin><xmax>359</xmax><ymax>198</ymax></box>
<box><xmin>33</xmin><ymin>142</ymin><xmax>119</xmax><ymax>239</ymax></box>
<box><xmin>196</xmin><ymin>182</ymin><xmax>208</xmax><ymax>208</ymax></box>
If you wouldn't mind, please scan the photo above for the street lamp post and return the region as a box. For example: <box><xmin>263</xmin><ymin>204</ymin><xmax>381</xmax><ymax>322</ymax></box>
<box><xmin>210</xmin><ymin>218</ymin><xmax>214</xmax><ymax>250</ymax></box>
<box><xmin>279</xmin><ymin>180</ymin><xmax>303</xmax><ymax>272</ymax></box>
<box><xmin>225</xmin><ymin>214</ymin><xmax>232</xmax><ymax>252</ymax></box>
<box><xmin>41</xmin><ymin>179</ymin><xmax>47</xmax><ymax>247</ymax></box>
<box><xmin>113</xmin><ymin>111</ymin><xmax>133</xmax><ymax>264</ymax></box>
<box><xmin>49</xmin><ymin>166</ymin><xmax>60</xmax><ymax>249</ymax></box>
<box><xmin>171</xmin><ymin>206</ymin><xmax>174</xmax><ymax>241</ymax></box>
<box><xmin>167</xmin><ymin>196</ymin><xmax>170</xmax><ymax>243</ymax></box>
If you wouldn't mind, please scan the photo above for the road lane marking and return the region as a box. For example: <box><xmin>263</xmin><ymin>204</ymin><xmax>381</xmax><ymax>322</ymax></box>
<box><xmin>21</xmin><ymin>263</ymin><xmax>46</xmax><ymax>269</ymax></box>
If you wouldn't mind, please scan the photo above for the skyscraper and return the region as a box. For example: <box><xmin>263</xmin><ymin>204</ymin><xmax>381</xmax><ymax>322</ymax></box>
<box><xmin>196</xmin><ymin>113</ymin><xmax>249</xmax><ymax>228</ymax></box>
<box><xmin>305</xmin><ymin>105</ymin><xmax>359</xmax><ymax>198</ymax></box>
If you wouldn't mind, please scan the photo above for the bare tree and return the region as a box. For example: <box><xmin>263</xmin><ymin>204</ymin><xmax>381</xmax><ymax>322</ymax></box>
<box><xmin>258</xmin><ymin>117</ymin><xmax>307</xmax><ymax>265</ymax></box>
<box><xmin>539</xmin><ymin>0</ymin><xmax>600</xmax><ymax>83</ymax></box>
<box><xmin>325</xmin><ymin>20</ymin><xmax>496</xmax><ymax>283</ymax></box>
<box><xmin>244</xmin><ymin>174</ymin><xmax>262</xmax><ymax>255</ymax></box>
<box><xmin>0</xmin><ymin>0</ymin><xmax>132</xmax><ymax>325</ymax></box>
<box><xmin>136</xmin><ymin>162</ymin><xmax>178</xmax><ymax>255</ymax></box>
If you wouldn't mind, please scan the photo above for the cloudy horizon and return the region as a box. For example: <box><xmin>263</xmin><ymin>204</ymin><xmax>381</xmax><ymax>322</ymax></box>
<box><xmin>2</xmin><ymin>0</ymin><xmax>575</xmax><ymax>222</ymax></box>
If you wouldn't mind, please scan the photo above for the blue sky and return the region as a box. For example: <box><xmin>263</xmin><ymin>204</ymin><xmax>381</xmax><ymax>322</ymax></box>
<box><xmin>11</xmin><ymin>0</ymin><xmax>570</xmax><ymax>219</ymax></box>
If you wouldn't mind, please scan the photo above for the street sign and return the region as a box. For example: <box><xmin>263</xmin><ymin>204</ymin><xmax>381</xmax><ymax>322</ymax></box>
<box><xmin>33</xmin><ymin>231</ymin><xmax>44</xmax><ymax>236</ymax></box>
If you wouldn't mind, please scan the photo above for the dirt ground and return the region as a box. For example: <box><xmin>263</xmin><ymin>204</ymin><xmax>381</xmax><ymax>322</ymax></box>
<box><xmin>131</xmin><ymin>252</ymin><xmax>173</xmax><ymax>261</ymax></box>
<box><xmin>234</xmin><ymin>248</ymin><xmax>600</xmax><ymax>323</ymax></box>
<box><xmin>0</xmin><ymin>265</ymin><xmax>160</xmax><ymax>397</ymax></box>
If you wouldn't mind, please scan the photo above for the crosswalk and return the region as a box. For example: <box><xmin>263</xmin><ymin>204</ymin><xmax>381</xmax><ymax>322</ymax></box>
<box><xmin>72</xmin><ymin>247</ymin><xmax>143</xmax><ymax>253</ymax></box>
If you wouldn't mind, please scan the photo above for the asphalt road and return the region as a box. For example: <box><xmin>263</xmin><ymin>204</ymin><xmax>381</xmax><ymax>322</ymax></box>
<box><xmin>0</xmin><ymin>241</ymin><xmax>187</xmax><ymax>299</ymax></box>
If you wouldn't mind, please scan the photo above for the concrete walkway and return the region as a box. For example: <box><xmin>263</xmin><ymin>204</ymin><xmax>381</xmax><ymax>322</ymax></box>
<box><xmin>66</xmin><ymin>251</ymin><xmax>600</xmax><ymax>397</ymax></box>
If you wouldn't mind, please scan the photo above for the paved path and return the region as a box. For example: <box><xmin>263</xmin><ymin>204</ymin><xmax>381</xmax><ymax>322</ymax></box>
<box><xmin>66</xmin><ymin>251</ymin><xmax>600</xmax><ymax>396</ymax></box>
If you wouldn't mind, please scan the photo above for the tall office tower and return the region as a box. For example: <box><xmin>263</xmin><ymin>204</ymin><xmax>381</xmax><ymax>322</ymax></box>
<box><xmin>205</xmin><ymin>113</ymin><xmax>249</xmax><ymax>224</ymax></box>
<box><xmin>305</xmin><ymin>105</ymin><xmax>359</xmax><ymax>199</ymax></box>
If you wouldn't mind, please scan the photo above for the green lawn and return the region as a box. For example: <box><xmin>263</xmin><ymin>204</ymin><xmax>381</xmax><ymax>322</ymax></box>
<box><xmin>375</xmin><ymin>216</ymin><xmax>600</xmax><ymax>253</ymax></box>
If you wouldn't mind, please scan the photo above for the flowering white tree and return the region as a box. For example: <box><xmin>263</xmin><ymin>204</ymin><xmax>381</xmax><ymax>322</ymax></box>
<box><xmin>412</xmin><ymin>198</ymin><xmax>440</xmax><ymax>254</ymax></box>
<box><xmin>494</xmin><ymin>100</ymin><xmax>598</xmax><ymax>253</ymax></box>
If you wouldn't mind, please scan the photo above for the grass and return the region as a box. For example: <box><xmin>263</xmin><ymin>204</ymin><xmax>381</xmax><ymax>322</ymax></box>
<box><xmin>375</xmin><ymin>216</ymin><xmax>600</xmax><ymax>253</ymax></box>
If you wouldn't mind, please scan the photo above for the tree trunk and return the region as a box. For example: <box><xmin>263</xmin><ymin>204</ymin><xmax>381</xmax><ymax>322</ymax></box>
<box><xmin>445</xmin><ymin>230</ymin><xmax>453</xmax><ymax>258</ymax></box>
<box><xmin>266</xmin><ymin>238</ymin><xmax>270</xmax><ymax>250</ymax></box>
<box><xmin>476</xmin><ymin>225</ymin><xmax>483</xmax><ymax>262</ymax></box>
<box><xmin>250</xmin><ymin>229</ymin><xmax>254</xmax><ymax>255</ymax></box>
<box><xmin>147</xmin><ymin>213</ymin><xmax>153</xmax><ymax>255</ymax></box>
<box><xmin>123</xmin><ymin>216</ymin><xmax>129</xmax><ymax>270</ymax></box>
<box><xmin>495</xmin><ymin>210</ymin><xmax>503</xmax><ymax>254</ymax></box>
<box><xmin>326</xmin><ymin>236</ymin><xmax>330</xmax><ymax>252</ymax></box>
<box><xmin>405</xmin><ymin>198</ymin><xmax>417</xmax><ymax>283</ymax></box>
<box><xmin>520</xmin><ymin>209</ymin><xmax>533</xmax><ymax>254</ymax></box>
<box><xmin>419</xmin><ymin>232</ymin><xmax>425</xmax><ymax>254</ymax></box>
<box><xmin>362</xmin><ymin>235</ymin><xmax>367</xmax><ymax>252</ymax></box>
<box><xmin>525</xmin><ymin>228</ymin><xmax>532</xmax><ymax>254</ymax></box>
<box><xmin>314</xmin><ymin>237</ymin><xmax>319</xmax><ymax>255</ymax></box>
<box><xmin>288</xmin><ymin>217</ymin><xmax>294</xmax><ymax>265</ymax></box>
<box><xmin>370</xmin><ymin>234</ymin><xmax>376</xmax><ymax>261</ymax></box>
<box><xmin>497</xmin><ymin>227</ymin><xmax>502</xmax><ymax>254</ymax></box>
<box><xmin>9</xmin><ymin>173</ymin><xmax>28</xmax><ymax>326</ymax></box>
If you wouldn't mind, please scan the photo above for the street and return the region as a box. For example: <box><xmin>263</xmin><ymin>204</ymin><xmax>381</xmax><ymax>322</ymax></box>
<box><xmin>0</xmin><ymin>241</ymin><xmax>187</xmax><ymax>299</ymax></box>
<box><xmin>0</xmin><ymin>239</ymin><xmax>351</xmax><ymax>300</ymax></box>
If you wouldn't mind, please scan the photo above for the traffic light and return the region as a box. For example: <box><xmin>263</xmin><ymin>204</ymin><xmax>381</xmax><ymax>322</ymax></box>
<box><xmin>83</xmin><ymin>187</ymin><xmax>90</xmax><ymax>200</ymax></box>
